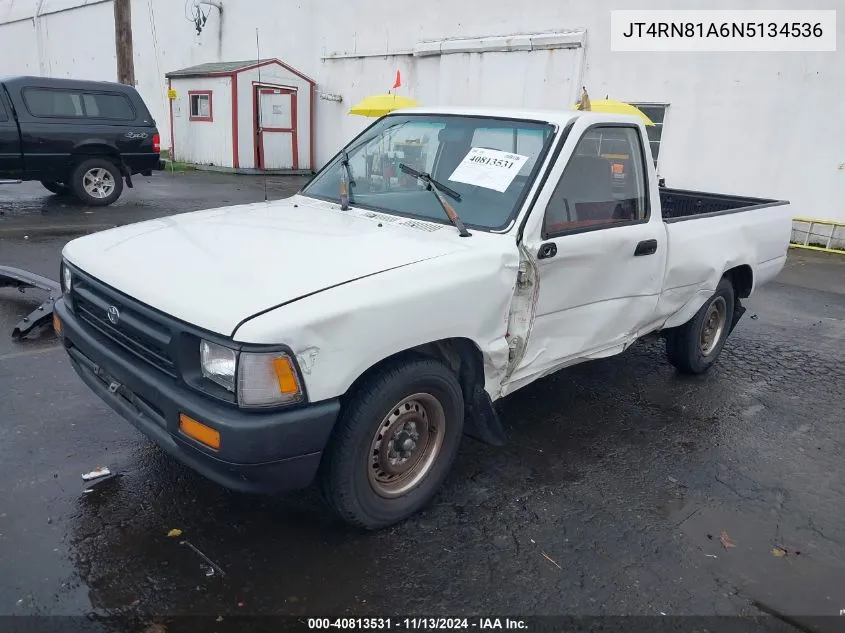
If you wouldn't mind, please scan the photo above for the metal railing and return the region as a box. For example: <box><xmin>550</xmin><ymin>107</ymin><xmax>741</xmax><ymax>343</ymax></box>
<box><xmin>790</xmin><ymin>218</ymin><xmax>845</xmax><ymax>255</ymax></box>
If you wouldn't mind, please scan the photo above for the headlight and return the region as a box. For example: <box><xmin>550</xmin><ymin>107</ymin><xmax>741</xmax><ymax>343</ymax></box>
<box><xmin>61</xmin><ymin>264</ymin><xmax>73</xmax><ymax>294</ymax></box>
<box><xmin>199</xmin><ymin>340</ymin><xmax>303</xmax><ymax>407</ymax></box>
<box><xmin>200</xmin><ymin>340</ymin><xmax>237</xmax><ymax>392</ymax></box>
<box><xmin>237</xmin><ymin>351</ymin><xmax>303</xmax><ymax>408</ymax></box>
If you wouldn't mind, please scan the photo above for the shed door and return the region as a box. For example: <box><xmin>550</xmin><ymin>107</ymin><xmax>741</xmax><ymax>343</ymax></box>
<box><xmin>255</xmin><ymin>87</ymin><xmax>297</xmax><ymax>170</ymax></box>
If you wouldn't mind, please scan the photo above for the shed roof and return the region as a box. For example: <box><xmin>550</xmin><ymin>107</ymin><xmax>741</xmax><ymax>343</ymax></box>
<box><xmin>166</xmin><ymin>60</ymin><xmax>273</xmax><ymax>78</ymax></box>
<box><xmin>165</xmin><ymin>59</ymin><xmax>315</xmax><ymax>85</ymax></box>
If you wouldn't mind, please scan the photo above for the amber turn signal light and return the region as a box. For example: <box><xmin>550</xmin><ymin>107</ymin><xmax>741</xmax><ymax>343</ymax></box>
<box><xmin>179</xmin><ymin>413</ymin><xmax>220</xmax><ymax>450</ymax></box>
<box><xmin>53</xmin><ymin>313</ymin><xmax>62</xmax><ymax>336</ymax></box>
<box><xmin>272</xmin><ymin>356</ymin><xmax>300</xmax><ymax>394</ymax></box>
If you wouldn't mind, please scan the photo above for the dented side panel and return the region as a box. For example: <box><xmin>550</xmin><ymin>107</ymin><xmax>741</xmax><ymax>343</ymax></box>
<box><xmin>233</xmin><ymin>233</ymin><xmax>521</xmax><ymax>403</ymax></box>
<box><xmin>657</xmin><ymin>202</ymin><xmax>793</xmax><ymax>329</ymax></box>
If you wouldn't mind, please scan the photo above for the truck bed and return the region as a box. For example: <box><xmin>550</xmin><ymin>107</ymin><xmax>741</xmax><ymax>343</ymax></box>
<box><xmin>659</xmin><ymin>188</ymin><xmax>787</xmax><ymax>223</ymax></box>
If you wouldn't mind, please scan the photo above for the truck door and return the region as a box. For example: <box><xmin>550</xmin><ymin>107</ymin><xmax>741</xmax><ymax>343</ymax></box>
<box><xmin>512</xmin><ymin>122</ymin><xmax>667</xmax><ymax>383</ymax></box>
<box><xmin>0</xmin><ymin>90</ymin><xmax>22</xmax><ymax>178</ymax></box>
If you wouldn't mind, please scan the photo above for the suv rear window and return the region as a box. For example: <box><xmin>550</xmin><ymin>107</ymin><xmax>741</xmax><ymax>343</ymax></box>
<box><xmin>23</xmin><ymin>88</ymin><xmax>135</xmax><ymax>120</ymax></box>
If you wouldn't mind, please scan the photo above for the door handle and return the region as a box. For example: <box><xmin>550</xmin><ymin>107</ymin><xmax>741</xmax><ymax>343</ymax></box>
<box><xmin>634</xmin><ymin>239</ymin><xmax>658</xmax><ymax>256</ymax></box>
<box><xmin>537</xmin><ymin>242</ymin><xmax>557</xmax><ymax>260</ymax></box>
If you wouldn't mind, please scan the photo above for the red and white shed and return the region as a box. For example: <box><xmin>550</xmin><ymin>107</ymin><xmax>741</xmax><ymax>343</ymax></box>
<box><xmin>165</xmin><ymin>59</ymin><xmax>316</xmax><ymax>172</ymax></box>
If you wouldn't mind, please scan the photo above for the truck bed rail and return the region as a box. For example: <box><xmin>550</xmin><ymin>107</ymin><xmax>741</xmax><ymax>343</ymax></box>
<box><xmin>660</xmin><ymin>188</ymin><xmax>787</xmax><ymax>223</ymax></box>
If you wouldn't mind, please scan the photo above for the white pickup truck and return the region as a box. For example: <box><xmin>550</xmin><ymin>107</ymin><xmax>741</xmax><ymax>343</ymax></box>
<box><xmin>54</xmin><ymin>107</ymin><xmax>792</xmax><ymax>529</ymax></box>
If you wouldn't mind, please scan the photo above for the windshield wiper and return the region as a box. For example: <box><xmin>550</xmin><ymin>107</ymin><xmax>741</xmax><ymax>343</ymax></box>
<box><xmin>338</xmin><ymin>149</ymin><xmax>355</xmax><ymax>211</ymax></box>
<box><xmin>334</xmin><ymin>121</ymin><xmax>412</xmax><ymax>211</ymax></box>
<box><xmin>398</xmin><ymin>163</ymin><xmax>470</xmax><ymax>237</ymax></box>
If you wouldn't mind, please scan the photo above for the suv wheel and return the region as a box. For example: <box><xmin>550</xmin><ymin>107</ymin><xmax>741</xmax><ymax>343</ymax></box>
<box><xmin>319</xmin><ymin>357</ymin><xmax>464</xmax><ymax>530</ymax></box>
<box><xmin>41</xmin><ymin>181</ymin><xmax>72</xmax><ymax>196</ymax></box>
<box><xmin>71</xmin><ymin>158</ymin><xmax>124</xmax><ymax>206</ymax></box>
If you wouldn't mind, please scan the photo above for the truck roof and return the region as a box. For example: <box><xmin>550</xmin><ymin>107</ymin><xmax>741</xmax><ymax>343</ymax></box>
<box><xmin>385</xmin><ymin>105</ymin><xmax>644</xmax><ymax>128</ymax></box>
<box><xmin>0</xmin><ymin>75</ymin><xmax>140</xmax><ymax>94</ymax></box>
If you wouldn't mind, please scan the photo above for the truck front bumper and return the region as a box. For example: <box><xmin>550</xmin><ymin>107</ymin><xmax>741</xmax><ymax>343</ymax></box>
<box><xmin>54</xmin><ymin>298</ymin><xmax>340</xmax><ymax>494</ymax></box>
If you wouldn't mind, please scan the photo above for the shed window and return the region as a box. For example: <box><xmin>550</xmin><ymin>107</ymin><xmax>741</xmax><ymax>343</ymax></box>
<box><xmin>629</xmin><ymin>103</ymin><xmax>668</xmax><ymax>168</ymax></box>
<box><xmin>23</xmin><ymin>88</ymin><xmax>134</xmax><ymax>120</ymax></box>
<box><xmin>189</xmin><ymin>91</ymin><xmax>213</xmax><ymax>121</ymax></box>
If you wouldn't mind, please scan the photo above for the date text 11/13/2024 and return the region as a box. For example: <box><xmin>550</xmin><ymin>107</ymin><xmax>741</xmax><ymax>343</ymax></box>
<box><xmin>308</xmin><ymin>618</ymin><xmax>528</xmax><ymax>630</ymax></box>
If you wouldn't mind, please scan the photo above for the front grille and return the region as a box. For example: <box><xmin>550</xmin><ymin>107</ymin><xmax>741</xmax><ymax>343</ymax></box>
<box><xmin>71</xmin><ymin>277</ymin><xmax>177</xmax><ymax>378</ymax></box>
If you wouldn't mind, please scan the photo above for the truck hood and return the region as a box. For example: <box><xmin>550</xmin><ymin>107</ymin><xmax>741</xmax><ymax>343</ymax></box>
<box><xmin>63</xmin><ymin>196</ymin><xmax>466</xmax><ymax>336</ymax></box>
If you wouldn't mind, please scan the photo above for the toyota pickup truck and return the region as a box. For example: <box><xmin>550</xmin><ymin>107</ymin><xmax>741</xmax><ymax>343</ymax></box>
<box><xmin>53</xmin><ymin>107</ymin><xmax>792</xmax><ymax>529</ymax></box>
<box><xmin>0</xmin><ymin>76</ymin><xmax>162</xmax><ymax>205</ymax></box>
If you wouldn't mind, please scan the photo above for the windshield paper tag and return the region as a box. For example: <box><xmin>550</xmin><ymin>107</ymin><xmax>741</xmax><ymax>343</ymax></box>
<box><xmin>448</xmin><ymin>147</ymin><xmax>530</xmax><ymax>193</ymax></box>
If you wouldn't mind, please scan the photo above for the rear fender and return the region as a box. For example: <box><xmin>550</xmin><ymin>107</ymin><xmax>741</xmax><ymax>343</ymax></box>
<box><xmin>71</xmin><ymin>142</ymin><xmax>131</xmax><ymax>184</ymax></box>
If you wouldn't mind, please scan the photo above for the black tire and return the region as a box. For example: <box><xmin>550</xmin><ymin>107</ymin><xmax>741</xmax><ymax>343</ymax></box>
<box><xmin>319</xmin><ymin>356</ymin><xmax>464</xmax><ymax>530</ymax></box>
<box><xmin>40</xmin><ymin>181</ymin><xmax>72</xmax><ymax>196</ymax></box>
<box><xmin>666</xmin><ymin>277</ymin><xmax>735</xmax><ymax>375</ymax></box>
<box><xmin>70</xmin><ymin>158</ymin><xmax>124</xmax><ymax>206</ymax></box>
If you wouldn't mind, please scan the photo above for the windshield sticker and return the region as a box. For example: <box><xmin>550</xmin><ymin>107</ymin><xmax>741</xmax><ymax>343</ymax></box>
<box><xmin>448</xmin><ymin>147</ymin><xmax>530</xmax><ymax>193</ymax></box>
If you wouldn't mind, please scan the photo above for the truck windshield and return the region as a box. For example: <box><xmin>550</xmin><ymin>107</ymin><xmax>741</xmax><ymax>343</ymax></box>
<box><xmin>301</xmin><ymin>114</ymin><xmax>556</xmax><ymax>231</ymax></box>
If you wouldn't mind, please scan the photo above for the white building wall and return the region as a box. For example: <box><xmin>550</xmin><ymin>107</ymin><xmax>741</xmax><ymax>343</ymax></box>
<box><xmin>305</xmin><ymin>0</ymin><xmax>844</xmax><ymax>222</ymax></box>
<box><xmin>1</xmin><ymin>0</ymin><xmax>842</xmax><ymax>221</ymax></box>
<box><xmin>236</xmin><ymin>64</ymin><xmax>313</xmax><ymax>170</ymax></box>
<box><xmin>0</xmin><ymin>19</ymin><xmax>39</xmax><ymax>74</ymax></box>
<box><xmin>40</xmin><ymin>1</ymin><xmax>116</xmax><ymax>80</ymax></box>
<box><xmin>170</xmin><ymin>76</ymin><xmax>233</xmax><ymax>167</ymax></box>
<box><xmin>0</xmin><ymin>0</ymin><xmax>116</xmax><ymax>79</ymax></box>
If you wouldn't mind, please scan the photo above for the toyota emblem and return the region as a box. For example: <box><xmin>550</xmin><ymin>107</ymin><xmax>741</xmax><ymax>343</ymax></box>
<box><xmin>107</xmin><ymin>305</ymin><xmax>120</xmax><ymax>325</ymax></box>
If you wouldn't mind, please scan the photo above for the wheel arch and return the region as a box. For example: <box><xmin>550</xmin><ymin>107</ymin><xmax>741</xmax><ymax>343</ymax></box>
<box><xmin>71</xmin><ymin>141</ymin><xmax>120</xmax><ymax>157</ymax></box>
<box><xmin>341</xmin><ymin>336</ymin><xmax>507</xmax><ymax>446</ymax></box>
<box><xmin>724</xmin><ymin>263</ymin><xmax>754</xmax><ymax>298</ymax></box>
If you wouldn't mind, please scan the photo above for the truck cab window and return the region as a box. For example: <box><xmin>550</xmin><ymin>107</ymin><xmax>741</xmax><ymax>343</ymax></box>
<box><xmin>0</xmin><ymin>97</ymin><xmax>7</xmax><ymax>121</ymax></box>
<box><xmin>543</xmin><ymin>126</ymin><xmax>648</xmax><ymax>236</ymax></box>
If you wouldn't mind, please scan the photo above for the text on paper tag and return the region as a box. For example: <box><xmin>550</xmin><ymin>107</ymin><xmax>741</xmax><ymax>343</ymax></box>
<box><xmin>448</xmin><ymin>147</ymin><xmax>530</xmax><ymax>193</ymax></box>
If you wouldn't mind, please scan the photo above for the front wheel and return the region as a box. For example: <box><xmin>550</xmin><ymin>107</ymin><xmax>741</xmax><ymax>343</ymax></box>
<box><xmin>666</xmin><ymin>277</ymin><xmax>736</xmax><ymax>375</ymax></box>
<box><xmin>319</xmin><ymin>357</ymin><xmax>464</xmax><ymax>530</ymax></box>
<box><xmin>70</xmin><ymin>158</ymin><xmax>124</xmax><ymax>206</ymax></box>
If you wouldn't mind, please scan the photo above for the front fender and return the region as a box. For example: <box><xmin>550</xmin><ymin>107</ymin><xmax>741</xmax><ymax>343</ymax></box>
<box><xmin>232</xmin><ymin>244</ymin><xmax>520</xmax><ymax>403</ymax></box>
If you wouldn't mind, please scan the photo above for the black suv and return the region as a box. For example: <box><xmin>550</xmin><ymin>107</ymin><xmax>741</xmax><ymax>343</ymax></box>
<box><xmin>0</xmin><ymin>76</ymin><xmax>163</xmax><ymax>206</ymax></box>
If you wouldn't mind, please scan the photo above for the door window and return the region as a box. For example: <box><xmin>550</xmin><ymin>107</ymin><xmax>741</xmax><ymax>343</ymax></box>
<box><xmin>543</xmin><ymin>126</ymin><xmax>649</xmax><ymax>237</ymax></box>
<box><xmin>0</xmin><ymin>97</ymin><xmax>7</xmax><ymax>121</ymax></box>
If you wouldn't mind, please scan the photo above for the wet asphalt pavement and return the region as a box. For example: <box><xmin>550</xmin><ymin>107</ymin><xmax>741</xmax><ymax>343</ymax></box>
<box><xmin>1</xmin><ymin>173</ymin><xmax>844</xmax><ymax>632</ymax></box>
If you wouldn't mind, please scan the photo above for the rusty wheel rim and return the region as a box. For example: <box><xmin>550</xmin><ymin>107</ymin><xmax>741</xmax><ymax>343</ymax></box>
<box><xmin>367</xmin><ymin>393</ymin><xmax>445</xmax><ymax>498</ymax></box>
<box><xmin>700</xmin><ymin>296</ymin><xmax>727</xmax><ymax>356</ymax></box>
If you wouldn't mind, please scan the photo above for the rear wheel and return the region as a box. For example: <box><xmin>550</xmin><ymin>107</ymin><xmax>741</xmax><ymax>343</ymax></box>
<box><xmin>666</xmin><ymin>277</ymin><xmax>735</xmax><ymax>374</ymax></box>
<box><xmin>41</xmin><ymin>181</ymin><xmax>72</xmax><ymax>196</ymax></box>
<box><xmin>70</xmin><ymin>158</ymin><xmax>124</xmax><ymax>206</ymax></box>
<box><xmin>319</xmin><ymin>357</ymin><xmax>464</xmax><ymax>530</ymax></box>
